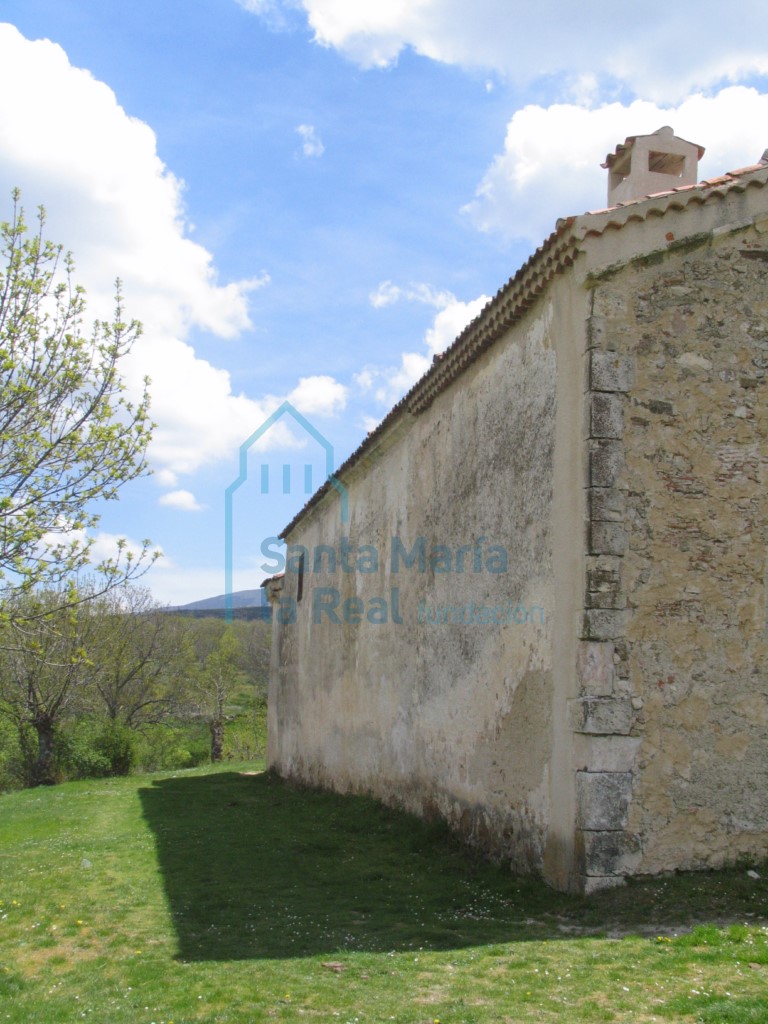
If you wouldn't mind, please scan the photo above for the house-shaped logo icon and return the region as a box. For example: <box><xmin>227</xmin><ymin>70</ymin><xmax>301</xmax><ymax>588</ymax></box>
<box><xmin>223</xmin><ymin>400</ymin><xmax>348</xmax><ymax>621</ymax></box>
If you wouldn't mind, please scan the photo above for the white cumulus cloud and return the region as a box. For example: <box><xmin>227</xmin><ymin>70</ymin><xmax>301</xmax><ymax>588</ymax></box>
<box><xmin>234</xmin><ymin>0</ymin><xmax>295</xmax><ymax>31</ymax></box>
<box><xmin>40</xmin><ymin>527</ymin><xmax>165</xmax><ymax>570</ymax></box>
<box><xmin>241</xmin><ymin>0</ymin><xmax>768</xmax><ymax>100</ymax></box>
<box><xmin>88</xmin><ymin>531</ymin><xmax>164</xmax><ymax>567</ymax></box>
<box><xmin>0</xmin><ymin>25</ymin><xmax>263</xmax><ymax>338</ymax></box>
<box><xmin>158</xmin><ymin>490</ymin><xmax>205</xmax><ymax>512</ymax></box>
<box><xmin>296</xmin><ymin>123</ymin><xmax>325</xmax><ymax>157</ymax></box>
<box><xmin>424</xmin><ymin>297</ymin><xmax>487</xmax><ymax>355</ymax></box>
<box><xmin>359</xmin><ymin>287</ymin><xmax>490</xmax><ymax>407</ymax></box>
<box><xmin>287</xmin><ymin>375</ymin><xmax>348</xmax><ymax>415</ymax></box>
<box><xmin>464</xmin><ymin>87</ymin><xmax>768</xmax><ymax>245</ymax></box>
<box><xmin>369</xmin><ymin>280</ymin><xmax>455</xmax><ymax>310</ymax></box>
<box><xmin>0</xmin><ymin>23</ymin><xmax>344</xmax><ymax>483</ymax></box>
<box><xmin>154</xmin><ymin>468</ymin><xmax>180</xmax><ymax>489</ymax></box>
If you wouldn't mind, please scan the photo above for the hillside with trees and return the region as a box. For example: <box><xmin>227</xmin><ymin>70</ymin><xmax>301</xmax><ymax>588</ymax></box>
<box><xmin>0</xmin><ymin>192</ymin><xmax>269</xmax><ymax>789</ymax></box>
<box><xmin>0</xmin><ymin>584</ymin><xmax>270</xmax><ymax>788</ymax></box>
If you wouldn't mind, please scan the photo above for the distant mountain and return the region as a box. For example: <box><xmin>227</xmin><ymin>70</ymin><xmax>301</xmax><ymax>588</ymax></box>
<box><xmin>167</xmin><ymin>588</ymin><xmax>268</xmax><ymax>612</ymax></box>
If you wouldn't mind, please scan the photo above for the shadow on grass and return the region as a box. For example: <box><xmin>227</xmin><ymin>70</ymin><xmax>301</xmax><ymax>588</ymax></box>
<box><xmin>140</xmin><ymin>770</ymin><xmax>768</xmax><ymax>962</ymax></box>
<box><xmin>139</xmin><ymin>769</ymin><xmax>582</xmax><ymax>961</ymax></box>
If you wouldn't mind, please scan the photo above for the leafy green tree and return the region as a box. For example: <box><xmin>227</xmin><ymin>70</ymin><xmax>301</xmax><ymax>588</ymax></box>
<box><xmin>0</xmin><ymin>190</ymin><xmax>154</xmax><ymax>620</ymax></box>
<box><xmin>0</xmin><ymin>590</ymin><xmax>93</xmax><ymax>785</ymax></box>
<box><xmin>184</xmin><ymin>619</ymin><xmax>244</xmax><ymax>762</ymax></box>
<box><xmin>0</xmin><ymin>583</ymin><xmax>189</xmax><ymax>785</ymax></box>
<box><xmin>236</xmin><ymin>619</ymin><xmax>271</xmax><ymax>701</ymax></box>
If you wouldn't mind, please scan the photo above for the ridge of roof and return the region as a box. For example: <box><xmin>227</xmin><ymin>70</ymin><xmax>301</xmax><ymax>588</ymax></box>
<box><xmin>602</xmin><ymin>127</ymin><xmax>706</xmax><ymax>168</ymax></box>
<box><xmin>587</xmin><ymin>159</ymin><xmax>768</xmax><ymax>217</ymax></box>
<box><xmin>280</xmin><ymin>160</ymin><xmax>768</xmax><ymax>540</ymax></box>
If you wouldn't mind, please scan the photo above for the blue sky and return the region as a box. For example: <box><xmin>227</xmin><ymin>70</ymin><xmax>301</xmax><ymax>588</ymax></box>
<box><xmin>1</xmin><ymin>1</ymin><xmax>767</xmax><ymax>605</ymax></box>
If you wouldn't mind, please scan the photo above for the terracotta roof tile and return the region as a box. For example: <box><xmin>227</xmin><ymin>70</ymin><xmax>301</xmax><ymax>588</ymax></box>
<box><xmin>279</xmin><ymin>159</ymin><xmax>768</xmax><ymax>539</ymax></box>
<box><xmin>587</xmin><ymin>158</ymin><xmax>768</xmax><ymax>217</ymax></box>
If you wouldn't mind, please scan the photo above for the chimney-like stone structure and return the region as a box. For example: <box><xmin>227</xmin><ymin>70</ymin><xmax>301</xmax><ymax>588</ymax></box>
<box><xmin>602</xmin><ymin>126</ymin><xmax>705</xmax><ymax>206</ymax></box>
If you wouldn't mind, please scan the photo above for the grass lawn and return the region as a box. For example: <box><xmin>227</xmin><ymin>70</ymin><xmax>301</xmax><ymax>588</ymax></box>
<box><xmin>0</xmin><ymin>764</ymin><xmax>766</xmax><ymax>1023</ymax></box>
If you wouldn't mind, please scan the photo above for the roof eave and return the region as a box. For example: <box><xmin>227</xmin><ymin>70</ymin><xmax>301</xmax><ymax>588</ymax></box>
<box><xmin>279</xmin><ymin>162</ymin><xmax>768</xmax><ymax>540</ymax></box>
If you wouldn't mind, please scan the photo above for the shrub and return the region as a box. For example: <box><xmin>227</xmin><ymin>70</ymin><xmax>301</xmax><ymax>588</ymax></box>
<box><xmin>56</xmin><ymin>726</ymin><xmax>112</xmax><ymax>780</ymax></box>
<box><xmin>94</xmin><ymin>723</ymin><xmax>137</xmax><ymax>777</ymax></box>
<box><xmin>0</xmin><ymin>717</ymin><xmax>33</xmax><ymax>791</ymax></box>
<box><xmin>224</xmin><ymin>703</ymin><xmax>267</xmax><ymax>761</ymax></box>
<box><xmin>134</xmin><ymin>721</ymin><xmax>210</xmax><ymax>773</ymax></box>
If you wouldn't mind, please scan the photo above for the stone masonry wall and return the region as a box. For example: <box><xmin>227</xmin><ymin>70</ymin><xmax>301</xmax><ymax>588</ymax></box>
<box><xmin>267</xmin><ymin>182</ymin><xmax>768</xmax><ymax>893</ymax></box>
<box><xmin>581</xmin><ymin>224</ymin><xmax>768</xmax><ymax>881</ymax></box>
<box><xmin>268</xmin><ymin>293</ymin><xmax>573</xmax><ymax>877</ymax></box>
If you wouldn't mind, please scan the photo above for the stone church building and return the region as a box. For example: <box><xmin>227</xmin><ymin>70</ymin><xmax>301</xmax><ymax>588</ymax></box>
<box><xmin>263</xmin><ymin>128</ymin><xmax>768</xmax><ymax>893</ymax></box>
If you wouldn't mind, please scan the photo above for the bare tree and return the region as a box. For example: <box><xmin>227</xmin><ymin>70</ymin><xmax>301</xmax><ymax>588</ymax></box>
<box><xmin>83</xmin><ymin>586</ymin><xmax>186</xmax><ymax>728</ymax></box>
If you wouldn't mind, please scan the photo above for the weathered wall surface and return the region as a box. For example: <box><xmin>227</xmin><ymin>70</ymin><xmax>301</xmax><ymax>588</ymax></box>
<box><xmin>269</xmin><ymin>274</ymin><xmax>587</xmax><ymax>879</ymax></box>
<box><xmin>583</xmin><ymin>220</ymin><xmax>768</xmax><ymax>879</ymax></box>
<box><xmin>267</xmin><ymin>172</ymin><xmax>768</xmax><ymax>893</ymax></box>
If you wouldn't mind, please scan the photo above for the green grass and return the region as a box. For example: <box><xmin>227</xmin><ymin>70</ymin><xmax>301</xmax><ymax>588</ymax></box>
<box><xmin>1</xmin><ymin>766</ymin><xmax>767</xmax><ymax>1023</ymax></box>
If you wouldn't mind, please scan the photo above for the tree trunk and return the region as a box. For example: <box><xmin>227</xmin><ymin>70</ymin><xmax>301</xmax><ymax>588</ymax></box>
<box><xmin>209</xmin><ymin>718</ymin><xmax>224</xmax><ymax>762</ymax></box>
<box><xmin>31</xmin><ymin>716</ymin><xmax>57</xmax><ymax>786</ymax></box>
